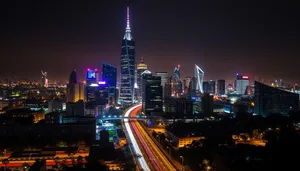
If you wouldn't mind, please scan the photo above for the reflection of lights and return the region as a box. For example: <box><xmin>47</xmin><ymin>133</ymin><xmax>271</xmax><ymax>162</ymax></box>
<box><xmin>108</xmin><ymin>115</ymin><xmax>111</xmax><ymax>118</ymax></box>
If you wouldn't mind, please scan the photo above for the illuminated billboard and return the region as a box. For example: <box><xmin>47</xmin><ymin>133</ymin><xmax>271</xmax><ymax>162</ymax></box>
<box><xmin>87</xmin><ymin>69</ymin><xmax>96</xmax><ymax>79</ymax></box>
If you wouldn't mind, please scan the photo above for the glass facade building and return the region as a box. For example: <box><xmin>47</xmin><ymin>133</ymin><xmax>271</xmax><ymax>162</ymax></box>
<box><xmin>120</xmin><ymin>7</ymin><xmax>136</xmax><ymax>104</ymax></box>
<box><xmin>195</xmin><ymin>64</ymin><xmax>204</xmax><ymax>93</ymax></box>
<box><xmin>254</xmin><ymin>81</ymin><xmax>299</xmax><ymax>117</ymax></box>
<box><xmin>102</xmin><ymin>62</ymin><xmax>117</xmax><ymax>104</ymax></box>
<box><xmin>142</xmin><ymin>74</ymin><xmax>163</xmax><ymax>115</ymax></box>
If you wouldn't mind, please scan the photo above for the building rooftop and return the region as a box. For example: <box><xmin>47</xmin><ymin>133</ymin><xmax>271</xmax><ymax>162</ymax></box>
<box><xmin>90</xmin><ymin>142</ymin><xmax>116</xmax><ymax>161</ymax></box>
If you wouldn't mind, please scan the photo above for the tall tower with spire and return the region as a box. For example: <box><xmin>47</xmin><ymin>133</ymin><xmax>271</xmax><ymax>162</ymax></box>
<box><xmin>120</xmin><ymin>6</ymin><xmax>136</xmax><ymax>104</ymax></box>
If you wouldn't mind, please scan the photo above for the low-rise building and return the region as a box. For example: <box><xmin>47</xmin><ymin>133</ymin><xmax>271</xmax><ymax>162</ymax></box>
<box><xmin>165</xmin><ymin>129</ymin><xmax>204</xmax><ymax>148</ymax></box>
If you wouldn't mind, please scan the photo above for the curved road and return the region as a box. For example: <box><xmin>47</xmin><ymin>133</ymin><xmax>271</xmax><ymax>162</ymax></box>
<box><xmin>127</xmin><ymin>105</ymin><xmax>177</xmax><ymax>171</ymax></box>
<box><xmin>124</xmin><ymin>105</ymin><xmax>151</xmax><ymax>171</ymax></box>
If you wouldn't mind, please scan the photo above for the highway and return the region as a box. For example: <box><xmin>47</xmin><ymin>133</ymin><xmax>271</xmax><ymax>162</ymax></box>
<box><xmin>124</xmin><ymin>105</ymin><xmax>151</xmax><ymax>171</ymax></box>
<box><xmin>127</xmin><ymin>105</ymin><xmax>177</xmax><ymax>171</ymax></box>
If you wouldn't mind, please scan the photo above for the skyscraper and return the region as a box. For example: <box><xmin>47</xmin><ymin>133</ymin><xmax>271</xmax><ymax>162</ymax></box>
<box><xmin>102</xmin><ymin>62</ymin><xmax>117</xmax><ymax>104</ymax></box>
<box><xmin>156</xmin><ymin>72</ymin><xmax>168</xmax><ymax>87</ymax></box>
<box><xmin>142</xmin><ymin>73</ymin><xmax>162</xmax><ymax>116</ymax></box>
<box><xmin>209</xmin><ymin>80</ymin><xmax>216</xmax><ymax>95</ymax></box>
<box><xmin>67</xmin><ymin>70</ymin><xmax>85</xmax><ymax>102</ymax></box>
<box><xmin>217</xmin><ymin>79</ymin><xmax>226</xmax><ymax>95</ymax></box>
<box><xmin>183</xmin><ymin>76</ymin><xmax>192</xmax><ymax>90</ymax></box>
<box><xmin>120</xmin><ymin>6</ymin><xmax>136</xmax><ymax>105</ymax></box>
<box><xmin>236</xmin><ymin>73</ymin><xmax>250</xmax><ymax>95</ymax></box>
<box><xmin>156</xmin><ymin>72</ymin><xmax>168</xmax><ymax>98</ymax></box>
<box><xmin>86</xmin><ymin>69</ymin><xmax>98</xmax><ymax>85</ymax></box>
<box><xmin>173</xmin><ymin>65</ymin><xmax>180</xmax><ymax>83</ymax></box>
<box><xmin>195</xmin><ymin>64</ymin><xmax>204</xmax><ymax>93</ymax></box>
<box><xmin>136</xmin><ymin>57</ymin><xmax>147</xmax><ymax>102</ymax></box>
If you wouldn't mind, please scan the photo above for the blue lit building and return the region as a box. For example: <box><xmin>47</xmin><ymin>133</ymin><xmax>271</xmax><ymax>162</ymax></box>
<box><xmin>86</xmin><ymin>69</ymin><xmax>99</xmax><ymax>85</ymax></box>
<box><xmin>120</xmin><ymin>7</ymin><xmax>136</xmax><ymax>104</ymax></box>
<box><xmin>102</xmin><ymin>62</ymin><xmax>117</xmax><ymax>104</ymax></box>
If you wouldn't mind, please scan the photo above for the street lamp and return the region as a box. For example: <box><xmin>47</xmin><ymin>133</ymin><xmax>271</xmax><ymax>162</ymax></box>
<box><xmin>180</xmin><ymin>156</ymin><xmax>184</xmax><ymax>171</ymax></box>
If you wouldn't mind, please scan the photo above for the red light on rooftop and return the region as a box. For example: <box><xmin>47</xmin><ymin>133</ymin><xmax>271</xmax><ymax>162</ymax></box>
<box><xmin>95</xmin><ymin>68</ymin><xmax>98</xmax><ymax>71</ymax></box>
<box><xmin>242</xmin><ymin>76</ymin><xmax>249</xmax><ymax>79</ymax></box>
<box><xmin>87</xmin><ymin>68</ymin><xmax>90</xmax><ymax>71</ymax></box>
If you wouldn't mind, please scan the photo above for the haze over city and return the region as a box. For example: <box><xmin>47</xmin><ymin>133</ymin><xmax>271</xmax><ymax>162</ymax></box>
<box><xmin>0</xmin><ymin>0</ymin><xmax>299</xmax><ymax>81</ymax></box>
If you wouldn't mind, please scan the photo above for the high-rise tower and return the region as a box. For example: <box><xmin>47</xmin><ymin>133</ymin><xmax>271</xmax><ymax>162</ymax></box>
<box><xmin>120</xmin><ymin>6</ymin><xmax>136</xmax><ymax>104</ymax></box>
<box><xmin>102</xmin><ymin>62</ymin><xmax>117</xmax><ymax>104</ymax></box>
<box><xmin>136</xmin><ymin>57</ymin><xmax>147</xmax><ymax>102</ymax></box>
<box><xmin>67</xmin><ymin>70</ymin><xmax>85</xmax><ymax>102</ymax></box>
<box><xmin>195</xmin><ymin>64</ymin><xmax>204</xmax><ymax>93</ymax></box>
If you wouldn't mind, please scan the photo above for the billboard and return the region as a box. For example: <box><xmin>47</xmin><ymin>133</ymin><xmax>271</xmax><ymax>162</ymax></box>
<box><xmin>87</xmin><ymin>69</ymin><xmax>96</xmax><ymax>79</ymax></box>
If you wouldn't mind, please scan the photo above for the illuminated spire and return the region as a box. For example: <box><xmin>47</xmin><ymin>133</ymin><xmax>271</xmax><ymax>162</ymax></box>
<box><xmin>126</xmin><ymin>6</ymin><xmax>130</xmax><ymax>30</ymax></box>
<box><xmin>123</xmin><ymin>6</ymin><xmax>133</xmax><ymax>40</ymax></box>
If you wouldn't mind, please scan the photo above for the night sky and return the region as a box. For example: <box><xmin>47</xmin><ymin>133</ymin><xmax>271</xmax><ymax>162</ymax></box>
<box><xmin>0</xmin><ymin>0</ymin><xmax>299</xmax><ymax>81</ymax></box>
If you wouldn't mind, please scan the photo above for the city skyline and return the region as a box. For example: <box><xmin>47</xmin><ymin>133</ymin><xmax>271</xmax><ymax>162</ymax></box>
<box><xmin>0</xmin><ymin>1</ymin><xmax>299</xmax><ymax>81</ymax></box>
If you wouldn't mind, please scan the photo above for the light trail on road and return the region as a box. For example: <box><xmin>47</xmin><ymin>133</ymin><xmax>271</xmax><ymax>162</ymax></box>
<box><xmin>131</xmin><ymin>121</ymin><xmax>163</xmax><ymax>171</ymax></box>
<box><xmin>135</xmin><ymin>121</ymin><xmax>176</xmax><ymax>171</ymax></box>
<box><xmin>124</xmin><ymin>105</ymin><xmax>150</xmax><ymax>171</ymax></box>
<box><xmin>129</xmin><ymin>105</ymin><xmax>177</xmax><ymax>171</ymax></box>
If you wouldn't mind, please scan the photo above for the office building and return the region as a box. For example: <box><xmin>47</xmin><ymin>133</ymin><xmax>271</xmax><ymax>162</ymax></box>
<box><xmin>183</xmin><ymin>76</ymin><xmax>191</xmax><ymax>89</ymax></box>
<box><xmin>173</xmin><ymin>65</ymin><xmax>181</xmax><ymax>83</ymax></box>
<box><xmin>201</xmin><ymin>93</ymin><xmax>214</xmax><ymax>115</ymax></box>
<box><xmin>120</xmin><ymin>7</ymin><xmax>135</xmax><ymax>104</ymax></box>
<box><xmin>86</xmin><ymin>82</ymin><xmax>109</xmax><ymax>115</ymax></box>
<box><xmin>203</xmin><ymin>81</ymin><xmax>209</xmax><ymax>94</ymax></box>
<box><xmin>236</xmin><ymin>73</ymin><xmax>250</xmax><ymax>95</ymax></box>
<box><xmin>141</xmin><ymin>70</ymin><xmax>152</xmax><ymax>99</ymax></box>
<box><xmin>86</xmin><ymin>69</ymin><xmax>99</xmax><ymax>85</ymax></box>
<box><xmin>195</xmin><ymin>65</ymin><xmax>204</xmax><ymax>93</ymax></box>
<box><xmin>136</xmin><ymin>57</ymin><xmax>147</xmax><ymax>102</ymax></box>
<box><xmin>189</xmin><ymin>77</ymin><xmax>197</xmax><ymax>98</ymax></box>
<box><xmin>102</xmin><ymin>62</ymin><xmax>117</xmax><ymax>104</ymax></box>
<box><xmin>254</xmin><ymin>81</ymin><xmax>299</xmax><ymax>117</ymax></box>
<box><xmin>156</xmin><ymin>72</ymin><xmax>169</xmax><ymax>98</ymax></box>
<box><xmin>142</xmin><ymin>73</ymin><xmax>163</xmax><ymax>115</ymax></box>
<box><xmin>208</xmin><ymin>80</ymin><xmax>216</xmax><ymax>94</ymax></box>
<box><xmin>67</xmin><ymin>70</ymin><xmax>85</xmax><ymax>102</ymax></box>
<box><xmin>164</xmin><ymin>98</ymin><xmax>193</xmax><ymax>116</ymax></box>
<box><xmin>164</xmin><ymin>77</ymin><xmax>173</xmax><ymax>99</ymax></box>
<box><xmin>66</xmin><ymin>100</ymin><xmax>85</xmax><ymax>116</ymax></box>
<box><xmin>48</xmin><ymin>99</ymin><xmax>63</xmax><ymax>113</ymax></box>
<box><xmin>217</xmin><ymin>79</ymin><xmax>226</xmax><ymax>95</ymax></box>
<box><xmin>156</xmin><ymin>72</ymin><xmax>168</xmax><ymax>87</ymax></box>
